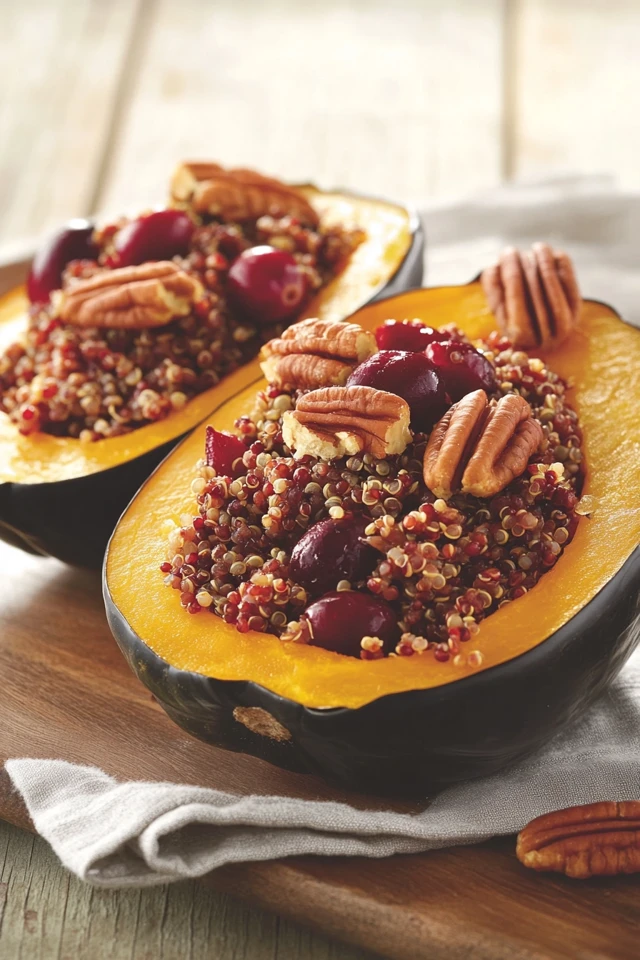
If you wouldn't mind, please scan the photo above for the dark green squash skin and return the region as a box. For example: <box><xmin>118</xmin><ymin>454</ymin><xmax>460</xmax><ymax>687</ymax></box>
<box><xmin>0</xmin><ymin>439</ymin><xmax>178</xmax><ymax>566</ymax></box>
<box><xmin>0</xmin><ymin>217</ymin><xmax>424</xmax><ymax>567</ymax></box>
<box><xmin>104</xmin><ymin>543</ymin><xmax>640</xmax><ymax>798</ymax></box>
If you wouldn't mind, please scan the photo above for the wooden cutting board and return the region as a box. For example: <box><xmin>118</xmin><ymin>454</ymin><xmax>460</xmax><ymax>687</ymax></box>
<box><xmin>1</xmin><ymin>544</ymin><xmax>639</xmax><ymax>960</ymax></box>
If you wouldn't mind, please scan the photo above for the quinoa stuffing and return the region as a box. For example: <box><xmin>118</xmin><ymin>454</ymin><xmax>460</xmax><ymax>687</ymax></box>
<box><xmin>0</xmin><ymin>212</ymin><xmax>361</xmax><ymax>440</ymax></box>
<box><xmin>162</xmin><ymin>325</ymin><xmax>588</xmax><ymax>664</ymax></box>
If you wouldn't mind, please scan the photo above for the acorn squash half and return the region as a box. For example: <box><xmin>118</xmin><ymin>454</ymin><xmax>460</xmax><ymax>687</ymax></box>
<box><xmin>0</xmin><ymin>188</ymin><xmax>422</xmax><ymax>566</ymax></box>
<box><xmin>104</xmin><ymin>283</ymin><xmax>640</xmax><ymax>796</ymax></box>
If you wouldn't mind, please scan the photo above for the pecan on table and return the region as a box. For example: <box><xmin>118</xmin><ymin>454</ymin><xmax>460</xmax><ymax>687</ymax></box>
<box><xmin>423</xmin><ymin>389</ymin><xmax>543</xmax><ymax>499</ymax></box>
<box><xmin>58</xmin><ymin>262</ymin><xmax>202</xmax><ymax>329</ymax></box>
<box><xmin>481</xmin><ymin>242</ymin><xmax>581</xmax><ymax>350</ymax></box>
<box><xmin>170</xmin><ymin>161</ymin><xmax>320</xmax><ymax>227</ymax></box>
<box><xmin>260</xmin><ymin>317</ymin><xmax>377</xmax><ymax>390</ymax></box>
<box><xmin>517</xmin><ymin>800</ymin><xmax>640</xmax><ymax>879</ymax></box>
<box><xmin>282</xmin><ymin>384</ymin><xmax>411</xmax><ymax>461</ymax></box>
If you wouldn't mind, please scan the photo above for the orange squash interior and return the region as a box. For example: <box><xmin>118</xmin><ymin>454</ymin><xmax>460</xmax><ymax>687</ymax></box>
<box><xmin>0</xmin><ymin>188</ymin><xmax>413</xmax><ymax>485</ymax></box>
<box><xmin>106</xmin><ymin>283</ymin><xmax>640</xmax><ymax>709</ymax></box>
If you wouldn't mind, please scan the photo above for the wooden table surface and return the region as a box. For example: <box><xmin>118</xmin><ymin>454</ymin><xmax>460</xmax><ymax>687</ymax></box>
<box><xmin>2</xmin><ymin>1</ymin><xmax>640</xmax><ymax>957</ymax></box>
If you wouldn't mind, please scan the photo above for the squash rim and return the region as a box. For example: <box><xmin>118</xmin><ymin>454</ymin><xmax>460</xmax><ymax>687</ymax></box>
<box><xmin>104</xmin><ymin>539</ymin><xmax>640</xmax><ymax>716</ymax></box>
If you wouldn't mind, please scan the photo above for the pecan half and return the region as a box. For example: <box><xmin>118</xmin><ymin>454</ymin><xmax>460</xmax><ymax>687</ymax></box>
<box><xmin>517</xmin><ymin>801</ymin><xmax>640</xmax><ymax>879</ymax></box>
<box><xmin>481</xmin><ymin>242</ymin><xmax>581</xmax><ymax>350</ymax></box>
<box><xmin>260</xmin><ymin>317</ymin><xmax>376</xmax><ymax>390</ymax></box>
<box><xmin>170</xmin><ymin>161</ymin><xmax>319</xmax><ymax>227</ymax></box>
<box><xmin>423</xmin><ymin>390</ymin><xmax>543</xmax><ymax>499</ymax></box>
<box><xmin>58</xmin><ymin>262</ymin><xmax>202</xmax><ymax>329</ymax></box>
<box><xmin>282</xmin><ymin>385</ymin><xmax>411</xmax><ymax>461</ymax></box>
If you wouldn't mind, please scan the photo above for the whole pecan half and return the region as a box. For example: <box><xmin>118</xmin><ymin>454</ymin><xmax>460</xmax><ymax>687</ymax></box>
<box><xmin>423</xmin><ymin>389</ymin><xmax>543</xmax><ymax>499</ymax></box>
<box><xmin>260</xmin><ymin>317</ymin><xmax>377</xmax><ymax>390</ymax></box>
<box><xmin>481</xmin><ymin>242</ymin><xmax>581</xmax><ymax>350</ymax></box>
<box><xmin>58</xmin><ymin>262</ymin><xmax>202</xmax><ymax>329</ymax></box>
<box><xmin>170</xmin><ymin>161</ymin><xmax>319</xmax><ymax>227</ymax></box>
<box><xmin>517</xmin><ymin>801</ymin><xmax>640</xmax><ymax>879</ymax></box>
<box><xmin>282</xmin><ymin>385</ymin><xmax>411</xmax><ymax>461</ymax></box>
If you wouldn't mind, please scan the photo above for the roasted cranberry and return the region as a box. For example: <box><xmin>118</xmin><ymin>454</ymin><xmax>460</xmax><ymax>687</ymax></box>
<box><xmin>375</xmin><ymin>320</ymin><xmax>450</xmax><ymax>353</ymax></box>
<box><xmin>226</xmin><ymin>245</ymin><xmax>308</xmax><ymax>324</ymax></box>
<box><xmin>346</xmin><ymin>350</ymin><xmax>447</xmax><ymax>431</ymax></box>
<box><xmin>289</xmin><ymin>515</ymin><xmax>376</xmax><ymax>597</ymax></box>
<box><xmin>424</xmin><ymin>340</ymin><xmax>497</xmax><ymax>402</ymax></box>
<box><xmin>115</xmin><ymin>209</ymin><xmax>195</xmax><ymax>266</ymax></box>
<box><xmin>205</xmin><ymin>426</ymin><xmax>246</xmax><ymax>478</ymax></box>
<box><xmin>302</xmin><ymin>590</ymin><xmax>399</xmax><ymax>658</ymax></box>
<box><xmin>27</xmin><ymin>220</ymin><xmax>97</xmax><ymax>304</ymax></box>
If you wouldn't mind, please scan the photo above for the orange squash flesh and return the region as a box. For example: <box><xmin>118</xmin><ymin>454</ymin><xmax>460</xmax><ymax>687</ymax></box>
<box><xmin>0</xmin><ymin>189</ymin><xmax>413</xmax><ymax>485</ymax></box>
<box><xmin>106</xmin><ymin>283</ymin><xmax>640</xmax><ymax>709</ymax></box>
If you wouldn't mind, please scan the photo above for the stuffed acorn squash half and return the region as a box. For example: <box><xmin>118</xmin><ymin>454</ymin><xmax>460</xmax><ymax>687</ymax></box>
<box><xmin>105</xmin><ymin>251</ymin><xmax>640</xmax><ymax>796</ymax></box>
<box><xmin>0</xmin><ymin>162</ymin><xmax>422</xmax><ymax>566</ymax></box>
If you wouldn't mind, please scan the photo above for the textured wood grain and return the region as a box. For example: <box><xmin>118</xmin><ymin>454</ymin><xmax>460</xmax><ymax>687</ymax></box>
<box><xmin>97</xmin><ymin>0</ymin><xmax>505</xmax><ymax>214</ymax></box>
<box><xmin>0</xmin><ymin>819</ymin><xmax>373</xmax><ymax>960</ymax></box>
<box><xmin>0</xmin><ymin>540</ymin><xmax>639</xmax><ymax>960</ymax></box>
<box><xmin>6</xmin><ymin>0</ymin><xmax>640</xmax><ymax>250</ymax></box>
<box><xmin>511</xmin><ymin>0</ymin><xmax>640</xmax><ymax>187</ymax></box>
<box><xmin>0</xmin><ymin>0</ymin><xmax>144</xmax><ymax>246</ymax></box>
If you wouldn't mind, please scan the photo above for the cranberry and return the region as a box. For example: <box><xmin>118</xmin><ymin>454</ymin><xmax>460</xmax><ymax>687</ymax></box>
<box><xmin>27</xmin><ymin>220</ymin><xmax>97</xmax><ymax>304</ymax></box>
<box><xmin>226</xmin><ymin>245</ymin><xmax>308</xmax><ymax>324</ymax></box>
<box><xmin>346</xmin><ymin>350</ymin><xmax>447</xmax><ymax>431</ymax></box>
<box><xmin>302</xmin><ymin>590</ymin><xmax>400</xmax><ymax>658</ymax></box>
<box><xmin>424</xmin><ymin>340</ymin><xmax>497</xmax><ymax>402</ymax></box>
<box><xmin>115</xmin><ymin>209</ymin><xmax>195</xmax><ymax>267</ymax></box>
<box><xmin>375</xmin><ymin>320</ymin><xmax>450</xmax><ymax>353</ymax></box>
<box><xmin>205</xmin><ymin>426</ymin><xmax>246</xmax><ymax>478</ymax></box>
<box><xmin>290</xmin><ymin>515</ymin><xmax>376</xmax><ymax>597</ymax></box>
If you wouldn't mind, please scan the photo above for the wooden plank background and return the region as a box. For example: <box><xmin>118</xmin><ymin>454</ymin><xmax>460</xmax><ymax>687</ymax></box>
<box><xmin>1</xmin><ymin>1</ymin><xmax>639</xmax><ymax>957</ymax></box>
<box><xmin>2</xmin><ymin>0</ymin><xmax>640</xmax><ymax>250</ymax></box>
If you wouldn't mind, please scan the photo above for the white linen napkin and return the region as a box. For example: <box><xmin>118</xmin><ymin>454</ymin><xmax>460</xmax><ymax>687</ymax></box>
<box><xmin>6</xmin><ymin>175</ymin><xmax>640</xmax><ymax>887</ymax></box>
<box><xmin>6</xmin><ymin>649</ymin><xmax>640</xmax><ymax>887</ymax></box>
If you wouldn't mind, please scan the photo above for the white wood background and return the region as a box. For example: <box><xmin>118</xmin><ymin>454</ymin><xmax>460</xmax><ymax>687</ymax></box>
<box><xmin>1</xmin><ymin>1</ymin><xmax>639</xmax><ymax>957</ymax></box>
<box><xmin>2</xmin><ymin>0</ymin><xmax>640</xmax><ymax>249</ymax></box>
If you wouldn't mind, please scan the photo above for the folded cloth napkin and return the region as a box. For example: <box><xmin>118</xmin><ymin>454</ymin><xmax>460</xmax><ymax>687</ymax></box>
<box><xmin>6</xmin><ymin>175</ymin><xmax>640</xmax><ymax>888</ymax></box>
<box><xmin>6</xmin><ymin>649</ymin><xmax>640</xmax><ymax>887</ymax></box>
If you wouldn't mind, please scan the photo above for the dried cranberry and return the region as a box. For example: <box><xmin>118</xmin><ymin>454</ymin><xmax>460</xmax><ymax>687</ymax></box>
<box><xmin>226</xmin><ymin>245</ymin><xmax>308</xmax><ymax>324</ymax></box>
<box><xmin>302</xmin><ymin>590</ymin><xmax>399</xmax><ymax>658</ymax></box>
<box><xmin>115</xmin><ymin>209</ymin><xmax>195</xmax><ymax>266</ymax></box>
<box><xmin>205</xmin><ymin>426</ymin><xmax>246</xmax><ymax>478</ymax></box>
<box><xmin>375</xmin><ymin>320</ymin><xmax>450</xmax><ymax>353</ymax></box>
<box><xmin>27</xmin><ymin>220</ymin><xmax>97</xmax><ymax>304</ymax></box>
<box><xmin>289</xmin><ymin>515</ymin><xmax>376</xmax><ymax>597</ymax></box>
<box><xmin>424</xmin><ymin>340</ymin><xmax>497</xmax><ymax>402</ymax></box>
<box><xmin>346</xmin><ymin>350</ymin><xmax>447</xmax><ymax>431</ymax></box>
